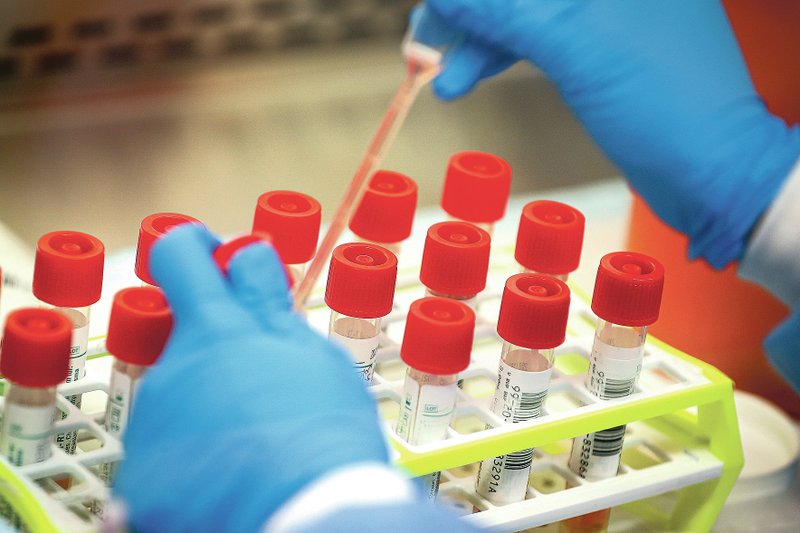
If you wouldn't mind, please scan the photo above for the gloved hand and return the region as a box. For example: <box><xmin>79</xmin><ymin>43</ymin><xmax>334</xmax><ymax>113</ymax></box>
<box><xmin>113</xmin><ymin>224</ymin><xmax>388</xmax><ymax>533</ymax></box>
<box><xmin>424</xmin><ymin>0</ymin><xmax>800</xmax><ymax>268</ymax></box>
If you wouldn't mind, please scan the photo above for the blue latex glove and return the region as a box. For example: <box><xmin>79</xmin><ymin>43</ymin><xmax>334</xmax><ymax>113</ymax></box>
<box><xmin>113</xmin><ymin>224</ymin><xmax>388</xmax><ymax>533</ymax></box>
<box><xmin>424</xmin><ymin>0</ymin><xmax>800</xmax><ymax>268</ymax></box>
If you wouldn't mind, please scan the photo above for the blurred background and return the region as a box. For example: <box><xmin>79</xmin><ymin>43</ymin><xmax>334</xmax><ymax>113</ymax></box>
<box><xmin>0</xmin><ymin>0</ymin><xmax>617</xmax><ymax>252</ymax></box>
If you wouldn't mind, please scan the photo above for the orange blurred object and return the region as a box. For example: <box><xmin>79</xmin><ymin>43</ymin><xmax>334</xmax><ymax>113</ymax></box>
<box><xmin>626</xmin><ymin>2</ymin><xmax>800</xmax><ymax>418</ymax></box>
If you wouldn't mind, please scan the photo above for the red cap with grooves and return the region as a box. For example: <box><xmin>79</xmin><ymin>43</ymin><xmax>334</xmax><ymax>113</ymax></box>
<box><xmin>136</xmin><ymin>213</ymin><xmax>201</xmax><ymax>286</ymax></box>
<box><xmin>498</xmin><ymin>274</ymin><xmax>570</xmax><ymax>349</ymax></box>
<box><xmin>253</xmin><ymin>191</ymin><xmax>321</xmax><ymax>265</ymax></box>
<box><xmin>325</xmin><ymin>243</ymin><xmax>397</xmax><ymax>318</ymax></box>
<box><xmin>420</xmin><ymin>222</ymin><xmax>491</xmax><ymax>297</ymax></box>
<box><xmin>213</xmin><ymin>233</ymin><xmax>294</xmax><ymax>288</ymax></box>
<box><xmin>440</xmin><ymin>151</ymin><xmax>512</xmax><ymax>223</ymax></box>
<box><xmin>592</xmin><ymin>252</ymin><xmax>665</xmax><ymax>327</ymax></box>
<box><xmin>349</xmin><ymin>170</ymin><xmax>418</xmax><ymax>244</ymax></box>
<box><xmin>33</xmin><ymin>231</ymin><xmax>104</xmax><ymax>307</ymax></box>
<box><xmin>1</xmin><ymin>308</ymin><xmax>71</xmax><ymax>387</ymax></box>
<box><xmin>106</xmin><ymin>287</ymin><xmax>173</xmax><ymax>366</ymax></box>
<box><xmin>515</xmin><ymin>201</ymin><xmax>585</xmax><ymax>275</ymax></box>
<box><xmin>401</xmin><ymin>297</ymin><xmax>475</xmax><ymax>375</ymax></box>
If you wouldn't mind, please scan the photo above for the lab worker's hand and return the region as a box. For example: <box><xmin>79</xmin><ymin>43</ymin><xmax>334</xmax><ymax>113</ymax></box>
<box><xmin>425</xmin><ymin>0</ymin><xmax>800</xmax><ymax>268</ymax></box>
<box><xmin>114</xmin><ymin>224</ymin><xmax>388</xmax><ymax>533</ymax></box>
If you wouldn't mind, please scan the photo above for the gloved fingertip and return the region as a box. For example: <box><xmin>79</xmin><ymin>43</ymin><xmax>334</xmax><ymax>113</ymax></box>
<box><xmin>433</xmin><ymin>69</ymin><xmax>474</xmax><ymax>101</ymax></box>
<box><xmin>150</xmin><ymin>223</ymin><xmax>219</xmax><ymax>284</ymax></box>
<box><xmin>227</xmin><ymin>242</ymin><xmax>294</xmax><ymax>322</ymax></box>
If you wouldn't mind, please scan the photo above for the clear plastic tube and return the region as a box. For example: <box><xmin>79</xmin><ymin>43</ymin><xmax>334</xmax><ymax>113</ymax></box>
<box><xmin>476</xmin><ymin>342</ymin><xmax>554</xmax><ymax>505</ymax></box>
<box><xmin>395</xmin><ymin>368</ymin><xmax>459</xmax><ymax>501</ymax></box>
<box><xmin>100</xmin><ymin>359</ymin><xmax>148</xmax><ymax>482</ymax></box>
<box><xmin>0</xmin><ymin>382</ymin><xmax>58</xmax><ymax>466</ymax></box>
<box><xmin>424</xmin><ymin>288</ymin><xmax>477</xmax><ymax>310</ymax></box>
<box><xmin>51</xmin><ymin>305</ymin><xmax>90</xmax><ymax>454</ymax></box>
<box><xmin>564</xmin><ymin>319</ymin><xmax>647</xmax><ymax>532</ymax></box>
<box><xmin>522</xmin><ymin>268</ymin><xmax>569</xmax><ymax>283</ymax></box>
<box><xmin>287</xmin><ymin>263</ymin><xmax>305</xmax><ymax>288</ymax></box>
<box><xmin>328</xmin><ymin>311</ymin><xmax>381</xmax><ymax>384</ymax></box>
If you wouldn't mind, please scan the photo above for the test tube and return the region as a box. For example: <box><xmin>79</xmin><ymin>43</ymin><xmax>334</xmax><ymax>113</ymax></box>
<box><xmin>135</xmin><ymin>212</ymin><xmax>202</xmax><ymax>287</ymax></box>
<box><xmin>419</xmin><ymin>221</ymin><xmax>491</xmax><ymax>308</ymax></box>
<box><xmin>0</xmin><ymin>309</ymin><xmax>71</xmax><ymax>466</ymax></box>
<box><xmin>325</xmin><ymin>243</ymin><xmax>397</xmax><ymax>384</ymax></box>
<box><xmin>475</xmin><ymin>274</ymin><xmax>570</xmax><ymax>506</ymax></box>
<box><xmin>564</xmin><ymin>252</ymin><xmax>664</xmax><ymax>532</ymax></box>
<box><xmin>32</xmin><ymin>231</ymin><xmax>104</xmax><ymax>455</ymax></box>
<box><xmin>101</xmin><ymin>287</ymin><xmax>172</xmax><ymax>480</ymax></box>
<box><xmin>348</xmin><ymin>170</ymin><xmax>418</xmax><ymax>255</ymax></box>
<box><xmin>253</xmin><ymin>190</ymin><xmax>321</xmax><ymax>283</ymax></box>
<box><xmin>514</xmin><ymin>200</ymin><xmax>585</xmax><ymax>281</ymax></box>
<box><xmin>440</xmin><ymin>151</ymin><xmax>512</xmax><ymax>235</ymax></box>
<box><xmin>395</xmin><ymin>297</ymin><xmax>475</xmax><ymax>501</ymax></box>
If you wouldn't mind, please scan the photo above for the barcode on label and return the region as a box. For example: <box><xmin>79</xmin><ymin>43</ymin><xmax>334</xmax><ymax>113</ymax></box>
<box><xmin>505</xmin><ymin>448</ymin><xmax>534</xmax><ymax>471</ymax></box>
<box><xmin>599</xmin><ymin>377</ymin><xmax>635</xmax><ymax>399</ymax></box>
<box><xmin>512</xmin><ymin>390</ymin><xmax>547</xmax><ymax>422</ymax></box>
<box><xmin>591</xmin><ymin>425</ymin><xmax>626</xmax><ymax>457</ymax></box>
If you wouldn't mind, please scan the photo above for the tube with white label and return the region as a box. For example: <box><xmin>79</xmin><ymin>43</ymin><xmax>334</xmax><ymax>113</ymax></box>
<box><xmin>0</xmin><ymin>309</ymin><xmax>71</xmax><ymax>466</ymax></box>
<box><xmin>324</xmin><ymin>243</ymin><xmax>397</xmax><ymax>384</ymax></box>
<box><xmin>100</xmin><ymin>286</ymin><xmax>172</xmax><ymax>483</ymax></box>
<box><xmin>564</xmin><ymin>252</ymin><xmax>664</xmax><ymax>532</ymax></box>
<box><xmin>476</xmin><ymin>274</ymin><xmax>570</xmax><ymax>506</ymax></box>
<box><xmin>32</xmin><ymin>231</ymin><xmax>104</xmax><ymax>455</ymax></box>
<box><xmin>395</xmin><ymin>297</ymin><xmax>474</xmax><ymax>501</ymax></box>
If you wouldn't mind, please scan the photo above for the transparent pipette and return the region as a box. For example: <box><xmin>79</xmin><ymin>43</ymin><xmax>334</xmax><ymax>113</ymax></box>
<box><xmin>293</xmin><ymin>6</ymin><xmax>463</xmax><ymax>308</ymax></box>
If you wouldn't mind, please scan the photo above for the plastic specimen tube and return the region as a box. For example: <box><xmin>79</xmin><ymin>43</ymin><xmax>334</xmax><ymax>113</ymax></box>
<box><xmin>564</xmin><ymin>252</ymin><xmax>664</xmax><ymax>532</ymax></box>
<box><xmin>348</xmin><ymin>170</ymin><xmax>418</xmax><ymax>255</ymax></box>
<box><xmin>253</xmin><ymin>190</ymin><xmax>322</xmax><ymax>285</ymax></box>
<box><xmin>476</xmin><ymin>274</ymin><xmax>570</xmax><ymax>506</ymax></box>
<box><xmin>0</xmin><ymin>309</ymin><xmax>71</xmax><ymax>466</ymax></box>
<box><xmin>101</xmin><ymin>287</ymin><xmax>172</xmax><ymax>482</ymax></box>
<box><xmin>420</xmin><ymin>221</ymin><xmax>491</xmax><ymax>309</ymax></box>
<box><xmin>324</xmin><ymin>243</ymin><xmax>397</xmax><ymax>384</ymax></box>
<box><xmin>395</xmin><ymin>297</ymin><xmax>475</xmax><ymax>501</ymax></box>
<box><xmin>32</xmin><ymin>231</ymin><xmax>104</xmax><ymax>455</ymax></box>
<box><xmin>136</xmin><ymin>212</ymin><xmax>202</xmax><ymax>286</ymax></box>
<box><xmin>440</xmin><ymin>151</ymin><xmax>512</xmax><ymax>236</ymax></box>
<box><xmin>515</xmin><ymin>200</ymin><xmax>585</xmax><ymax>282</ymax></box>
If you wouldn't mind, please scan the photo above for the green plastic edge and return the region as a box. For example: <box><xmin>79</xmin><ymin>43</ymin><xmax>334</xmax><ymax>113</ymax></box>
<box><xmin>0</xmin><ymin>460</ymin><xmax>61</xmax><ymax>533</ymax></box>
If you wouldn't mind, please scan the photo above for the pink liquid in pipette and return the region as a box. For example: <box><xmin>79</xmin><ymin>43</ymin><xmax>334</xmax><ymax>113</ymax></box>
<box><xmin>293</xmin><ymin>57</ymin><xmax>440</xmax><ymax>309</ymax></box>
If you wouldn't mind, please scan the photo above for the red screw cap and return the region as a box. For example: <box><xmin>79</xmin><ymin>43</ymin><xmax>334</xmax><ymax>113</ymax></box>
<box><xmin>515</xmin><ymin>200</ymin><xmax>585</xmax><ymax>275</ymax></box>
<box><xmin>136</xmin><ymin>213</ymin><xmax>201</xmax><ymax>286</ymax></box>
<box><xmin>349</xmin><ymin>170</ymin><xmax>418</xmax><ymax>244</ymax></box>
<box><xmin>213</xmin><ymin>234</ymin><xmax>294</xmax><ymax>288</ymax></box>
<box><xmin>325</xmin><ymin>243</ymin><xmax>397</xmax><ymax>318</ymax></box>
<box><xmin>420</xmin><ymin>222</ymin><xmax>491</xmax><ymax>297</ymax></box>
<box><xmin>33</xmin><ymin>231</ymin><xmax>105</xmax><ymax>308</ymax></box>
<box><xmin>401</xmin><ymin>297</ymin><xmax>475</xmax><ymax>375</ymax></box>
<box><xmin>592</xmin><ymin>252</ymin><xmax>665</xmax><ymax>327</ymax></box>
<box><xmin>253</xmin><ymin>191</ymin><xmax>321</xmax><ymax>265</ymax></box>
<box><xmin>106</xmin><ymin>287</ymin><xmax>173</xmax><ymax>367</ymax></box>
<box><xmin>440</xmin><ymin>151</ymin><xmax>512</xmax><ymax>224</ymax></box>
<box><xmin>498</xmin><ymin>274</ymin><xmax>570</xmax><ymax>349</ymax></box>
<box><xmin>1</xmin><ymin>308</ymin><xmax>71</xmax><ymax>387</ymax></box>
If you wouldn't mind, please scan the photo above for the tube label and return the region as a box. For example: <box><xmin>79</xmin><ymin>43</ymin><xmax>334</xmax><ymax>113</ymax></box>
<box><xmin>105</xmin><ymin>369</ymin><xmax>138</xmax><ymax>439</ymax></box>
<box><xmin>0</xmin><ymin>404</ymin><xmax>54</xmax><ymax>466</ymax></box>
<box><xmin>476</xmin><ymin>363</ymin><xmax>552</xmax><ymax>504</ymax></box>
<box><xmin>587</xmin><ymin>340</ymin><xmax>643</xmax><ymax>400</ymax></box>
<box><xmin>568</xmin><ymin>425</ymin><xmax>626</xmax><ymax>481</ymax></box>
<box><xmin>55</xmin><ymin>317</ymin><xmax>89</xmax><ymax>454</ymax></box>
<box><xmin>329</xmin><ymin>331</ymin><xmax>380</xmax><ymax>384</ymax></box>
<box><xmin>395</xmin><ymin>380</ymin><xmax>457</xmax><ymax>446</ymax></box>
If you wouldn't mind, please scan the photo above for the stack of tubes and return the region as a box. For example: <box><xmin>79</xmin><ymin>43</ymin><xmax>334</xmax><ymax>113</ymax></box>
<box><xmin>0</xmin><ymin>150</ymin><xmax>664</xmax><ymax>532</ymax></box>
